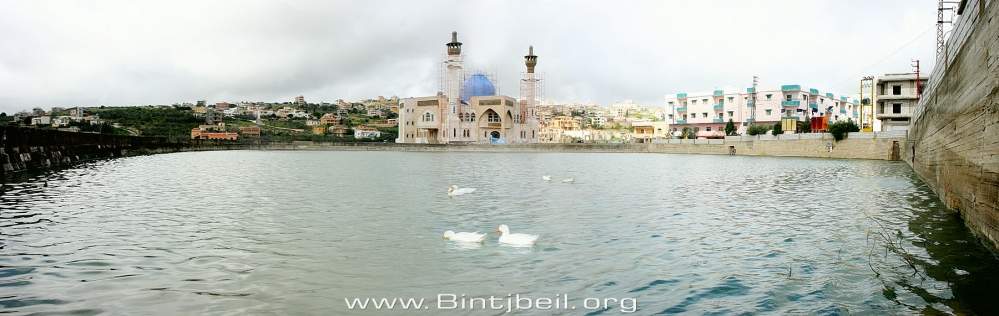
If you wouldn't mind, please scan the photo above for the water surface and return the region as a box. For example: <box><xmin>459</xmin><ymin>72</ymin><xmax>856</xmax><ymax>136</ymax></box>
<box><xmin>1</xmin><ymin>151</ymin><xmax>997</xmax><ymax>315</ymax></box>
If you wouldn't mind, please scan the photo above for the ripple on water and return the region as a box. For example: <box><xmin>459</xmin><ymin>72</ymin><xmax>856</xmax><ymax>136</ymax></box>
<box><xmin>0</xmin><ymin>152</ymin><xmax>997</xmax><ymax>315</ymax></box>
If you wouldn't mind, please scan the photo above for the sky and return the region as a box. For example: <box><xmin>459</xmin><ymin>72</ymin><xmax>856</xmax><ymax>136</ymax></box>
<box><xmin>0</xmin><ymin>0</ymin><xmax>942</xmax><ymax>113</ymax></box>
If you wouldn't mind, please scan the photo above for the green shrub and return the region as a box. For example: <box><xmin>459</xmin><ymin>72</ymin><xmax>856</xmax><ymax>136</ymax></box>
<box><xmin>747</xmin><ymin>125</ymin><xmax>769</xmax><ymax>136</ymax></box>
<box><xmin>725</xmin><ymin>119</ymin><xmax>737</xmax><ymax>136</ymax></box>
<box><xmin>828</xmin><ymin>119</ymin><xmax>860</xmax><ymax>141</ymax></box>
<box><xmin>771</xmin><ymin>122</ymin><xmax>783</xmax><ymax>136</ymax></box>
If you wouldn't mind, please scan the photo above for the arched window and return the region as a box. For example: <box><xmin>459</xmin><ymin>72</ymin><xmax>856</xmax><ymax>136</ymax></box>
<box><xmin>422</xmin><ymin>112</ymin><xmax>433</xmax><ymax>122</ymax></box>
<box><xmin>487</xmin><ymin>111</ymin><xmax>500</xmax><ymax>123</ymax></box>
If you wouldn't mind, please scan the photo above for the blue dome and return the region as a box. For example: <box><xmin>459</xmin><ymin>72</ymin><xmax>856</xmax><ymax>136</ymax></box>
<box><xmin>460</xmin><ymin>73</ymin><xmax>496</xmax><ymax>103</ymax></box>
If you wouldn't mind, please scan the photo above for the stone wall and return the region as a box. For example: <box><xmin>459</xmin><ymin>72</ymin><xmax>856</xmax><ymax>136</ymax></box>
<box><xmin>904</xmin><ymin>0</ymin><xmax>999</xmax><ymax>250</ymax></box>
<box><xmin>256</xmin><ymin>133</ymin><xmax>905</xmax><ymax>161</ymax></box>
<box><xmin>0</xmin><ymin>126</ymin><xmax>187</xmax><ymax>179</ymax></box>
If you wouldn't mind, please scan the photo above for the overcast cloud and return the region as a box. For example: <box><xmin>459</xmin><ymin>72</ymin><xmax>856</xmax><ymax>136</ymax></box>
<box><xmin>0</xmin><ymin>0</ymin><xmax>939</xmax><ymax>113</ymax></box>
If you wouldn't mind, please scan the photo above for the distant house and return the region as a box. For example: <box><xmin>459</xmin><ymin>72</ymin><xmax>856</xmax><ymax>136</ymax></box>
<box><xmin>238</xmin><ymin>126</ymin><xmax>261</xmax><ymax>137</ymax></box>
<box><xmin>328</xmin><ymin>125</ymin><xmax>349</xmax><ymax>137</ymax></box>
<box><xmin>191</xmin><ymin>123</ymin><xmax>238</xmax><ymax>140</ymax></box>
<box><xmin>353</xmin><ymin>125</ymin><xmax>381</xmax><ymax>139</ymax></box>
<box><xmin>312</xmin><ymin>126</ymin><xmax>327</xmax><ymax>135</ymax></box>
<box><xmin>366</xmin><ymin>108</ymin><xmax>383</xmax><ymax>117</ymax></box>
<box><xmin>191</xmin><ymin>128</ymin><xmax>238</xmax><ymax>141</ymax></box>
<box><xmin>51</xmin><ymin>116</ymin><xmax>72</xmax><ymax>127</ymax></box>
<box><xmin>320</xmin><ymin>113</ymin><xmax>339</xmax><ymax>125</ymax></box>
<box><xmin>30</xmin><ymin>116</ymin><xmax>51</xmax><ymax>126</ymax></box>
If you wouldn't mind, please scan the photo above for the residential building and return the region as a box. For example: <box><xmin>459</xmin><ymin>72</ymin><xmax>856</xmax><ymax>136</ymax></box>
<box><xmin>238</xmin><ymin>126</ymin><xmax>261</xmax><ymax>137</ymax></box>
<box><xmin>354</xmin><ymin>125</ymin><xmax>382</xmax><ymax>139</ymax></box>
<box><xmin>30</xmin><ymin>116</ymin><xmax>51</xmax><ymax>126</ymax></box>
<box><xmin>665</xmin><ymin>85</ymin><xmax>860</xmax><ymax>138</ymax></box>
<box><xmin>631</xmin><ymin>121</ymin><xmax>669</xmax><ymax>143</ymax></box>
<box><xmin>876</xmin><ymin>73</ymin><xmax>927</xmax><ymax>132</ymax></box>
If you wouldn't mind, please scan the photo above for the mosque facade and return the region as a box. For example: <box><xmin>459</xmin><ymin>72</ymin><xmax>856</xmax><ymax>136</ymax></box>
<box><xmin>397</xmin><ymin>32</ymin><xmax>540</xmax><ymax>144</ymax></box>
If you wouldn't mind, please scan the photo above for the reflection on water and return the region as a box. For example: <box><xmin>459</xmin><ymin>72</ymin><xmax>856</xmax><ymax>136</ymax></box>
<box><xmin>1</xmin><ymin>151</ymin><xmax>997</xmax><ymax>315</ymax></box>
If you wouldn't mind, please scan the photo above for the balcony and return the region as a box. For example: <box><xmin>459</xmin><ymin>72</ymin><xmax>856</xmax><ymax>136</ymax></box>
<box><xmin>747</xmin><ymin>100</ymin><xmax>755</xmax><ymax>107</ymax></box>
<box><xmin>712</xmin><ymin>104</ymin><xmax>724</xmax><ymax>111</ymax></box>
<box><xmin>809</xmin><ymin>88</ymin><xmax>819</xmax><ymax>95</ymax></box>
<box><xmin>713</xmin><ymin>90</ymin><xmax>724</xmax><ymax>97</ymax></box>
<box><xmin>781</xmin><ymin>100</ymin><xmax>801</xmax><ymax>107</ymax></box>
<box><xmin>808</xmin><ymin>102</ymin><xmax>818</xmax><ymax>110</ymax></box>
<box><xmin>839</xmin><ymin>108</ymin><xmax>847</xmax><ymax>114</ymax></box>
<box><xmin>781</xmin><ymin>84</ymin><xmax>801</xmax><ymax>91</ymax></box>
<box><xmin>676</xmin><ymin>93</ymin><xmax>688</xmax><ymax>99</ymax></box>
<box><xmin>713</xmin><ymin>117</ymin><xmax>724</xmax><ymax>123</ymax></box>
<box><xmin>675</xmin><ymin>106</ymin><xmax>687</xmax><ymax>112</ymax></box>
<box><xmin>675</xmin><ymin>119</ymin><xmax>687</xmax><ymax>124</ymax></box>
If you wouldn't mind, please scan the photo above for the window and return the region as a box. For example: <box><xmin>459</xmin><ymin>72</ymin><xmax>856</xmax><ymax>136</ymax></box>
<box><xmin>702</xmin><ymin>112</ymin><xmax>708</xmax><ymax>118</ymax></box>
<box><xmin>765</xmin><ymin>109</ymin><xmax>772</xmax><ymax>115</ymax></box>
<box><xmin>702</xmin><ymin>99</ymin><xmax>708</xmax><ymax>103</ymax></box>
<box><xmin>728</xmin><ymin>97</ymin><xmax>734</xmax><ymax>102</ymax></box>
<box><xmin>668</xmin><ymin>114</ymin><xmax>674</xmax><ymax>119</ymax></box>
<box><xmin>765</xmin><ymin>94</ymin><xmax>773</xmax><ymax>100</ymax></box>
<box><xmin>892</xmin><ymin>85</ymin><xmax>902</xmax><ymax>95</ymax></box>
<box><xmin>717</xmin><ymin>113</ymin><xmax>723</xmax><ymax>118</ymax></box>
<box><xmin>892</xmin><ymin>103</ymin><xmax>902</xmax><ymax>114</ymax></box>
<box><xmin>692</xmin><ymin>100</ymin><xmax>697</xmax><ymax>104</ymax></box>
<box><xmin>727</xmin><ymin>111</ymin><xmax>734</xmax><ymax>117</ymax></box>
<box><xmin>785</xmin><ymin>94</ymin><xmax>792</xmax><ymax>101</ymax></box>
<box><xmin>668</xmin><ymin>101</ymin><xmax>674</xmax><ymax>105</ymax></box>
<box><xmin>487</xmin><ymin>111</ymin><xmax>500</xmax><ymax>122</ymax></box>
<box><xmin>422</xmin><ymin>112</ymin><xmax>434</xmax><ymax>122</ymax></box>
<box><xmin>706</xmin><ymin>127</ymin><xmax>712</xmax><ymax>132</ymax></box>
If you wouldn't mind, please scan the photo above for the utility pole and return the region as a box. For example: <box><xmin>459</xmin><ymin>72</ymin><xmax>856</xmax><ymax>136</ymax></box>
<box><xmin>937</xmin><ymin>0</ymin><xmax>959</xmax><ymax>61</ymax></box>
<box><xmin>860</xmin><ymin>76</ymin><xmax>876</xmax><ymax>132</ymax></box>
<box><xmin>911</xmin><ymin>59</ymin><xmax>922</xmax><ymax>100</ymax></box>
<box><xmin>749</xmin><ymin>75</ymin><xmax>758</xmax><ymax>125</ymax></box>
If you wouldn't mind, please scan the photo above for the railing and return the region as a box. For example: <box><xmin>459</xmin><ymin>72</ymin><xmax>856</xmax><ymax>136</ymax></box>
<box><xmin>713</xmin><ymin>90</ymin><xmax>724</xmax><ymax>97</ymax></box>
<box><xmin>712</xmin><ymin>104</ymin><xmax>723</xmax><ymax>111</ymax></box>
<box><xmin>676</xmin><ymin>93</ymin><xmax>688</xmax><ymax>99</ymax></box>
<box><xmin>781</xmin><ymin>85</ymin><xmax>801</xmax><ymax>91</ymax></box>
<box><xmin>809</xmin><ymin>103</ymin><xmax>818</xmax><ymax>110</ymax></box>
<box><xmin>839</xmin><ymin>108</ymin><xmax>847</xmax><ymax>114</ymax></box>
<box><xmin>675</xmin><ymin>119</ymin><xmax>687</xmax><ymax>124</ymax></box>
<box><xmin>781</xmin><ymin>100</ymin><xmax>800</xmax><ymax>107</ymax></box>
<box><xmin>713</xmin><ymin>117</ymin><xmax>724</xmax><ymax>123</ymax></box>
<box><xmin>675</xmin><ymin>107</ymin><xmax>687</xmax><ymax>112</ymax></box>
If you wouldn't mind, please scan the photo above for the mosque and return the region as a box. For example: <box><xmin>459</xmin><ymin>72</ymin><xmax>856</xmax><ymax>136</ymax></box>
<box><xmin>396</xmin><ymin>32</ymin><xmax>541</xmax><ymax>144</ymax></box>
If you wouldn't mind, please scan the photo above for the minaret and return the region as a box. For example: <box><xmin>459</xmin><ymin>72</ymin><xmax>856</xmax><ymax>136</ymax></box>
<box><xmin>525</xmin><ymin>45</ymin><xmax>537</xmax><ymax>74</ymax></box>
<box><xmin>520</xmin><ymin>46</ymin><xmax>540</xmax><ymax>143</ymax></box>
<box><xmin>442</xmin><ymin>31</ymin><xmax>464</xmax><ymax>143</ymax></box>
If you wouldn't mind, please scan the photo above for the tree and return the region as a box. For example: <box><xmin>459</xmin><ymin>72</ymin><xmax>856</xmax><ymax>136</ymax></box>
<box><xmin>771</xmin><ymin>122</ymin><xmax>783</xmax><ymax>136</ymax></box>
<box><xmin>725</xmin><ymin>119</ymin><xmax>737</xmax><ymax>136</ymax></box>
<box><xmin>796</xmin><ymin>120</ymin><xmax>811</xmax><ymax>133</ymax></box>
<box><xmin>828</xmin><ymin>119</ymin><xmax>860</xmax><ymax>141</ymax></box>
<box><xmin>747</xmin><ymin>124</ymin><xmax>769</xmax><ymax>136</ymax></box>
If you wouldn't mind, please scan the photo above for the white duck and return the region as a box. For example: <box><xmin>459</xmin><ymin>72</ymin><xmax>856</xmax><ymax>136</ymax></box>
<box><xmin>448</xmin><ymin>185</ymin><xmax>476</xmax><ymax>196</ymax></box>
<box><xmin>443</xmin><ymin>230</ymin><xmax>487</xmax><ymax>243</ymax></box>
<box><xmin>542</xmin><ymin>175</ymin><xmax>552</xmax><ymax>181</ymax></box>
<box><xmin>496</xmin><ymin>224</ymin><xmax>539</xmax><ymax>246</ymax></box>
<box><xmin>561</xmin><ymin>177</ymin><xmax>575</xmax><ymax>183</ymax></box>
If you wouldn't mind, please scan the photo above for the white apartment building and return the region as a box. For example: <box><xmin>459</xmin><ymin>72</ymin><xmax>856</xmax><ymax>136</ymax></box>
<box><xmin>665</xmin><ymin>85</ymin><xmax>860</xmax><ymax>138</ymax></box>
<box><xmin>875</xmin><ymin>73</ymin><xmax>927</xmax><ymax>132</ymax></box>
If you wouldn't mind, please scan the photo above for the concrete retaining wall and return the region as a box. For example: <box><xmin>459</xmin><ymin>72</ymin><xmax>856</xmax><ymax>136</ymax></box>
<box><xmin>904</xmin><ymin>0</ymin><xmax>999</xmax><ymax>251</ymax></box>
<box><xmin>253</xmin><ymin>134</ymin><xmax>904</xmax><ymax>160</ymax></box>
